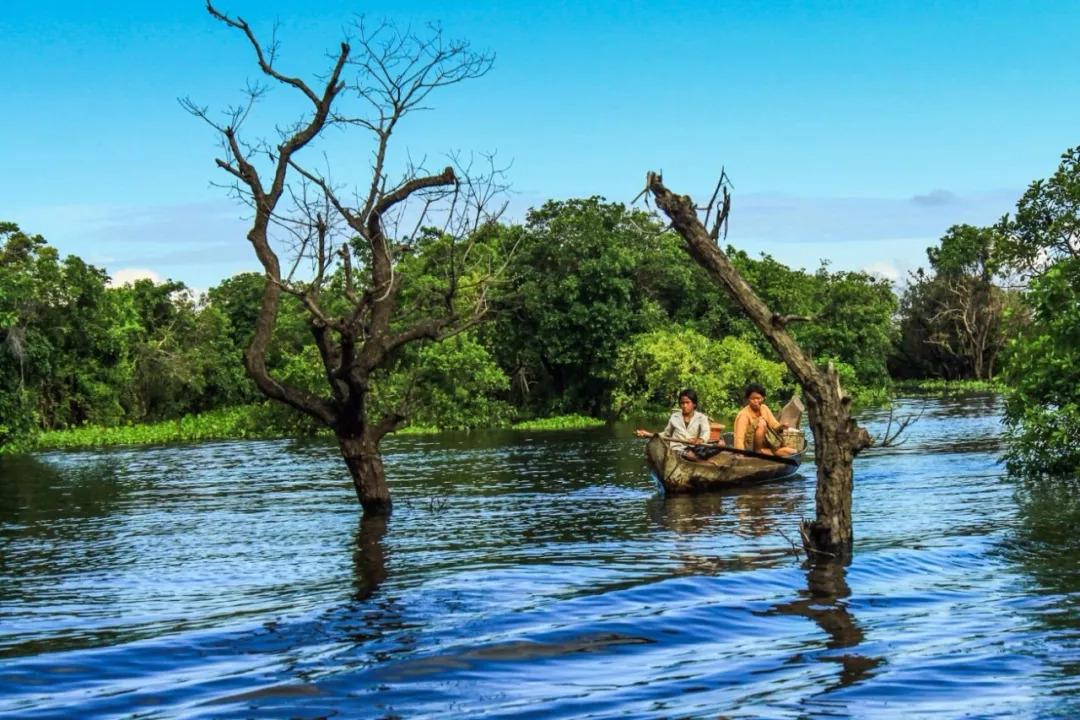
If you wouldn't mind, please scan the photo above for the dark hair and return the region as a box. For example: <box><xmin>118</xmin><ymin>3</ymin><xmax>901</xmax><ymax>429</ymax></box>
<box><xmin>744</xmin><ymin>383</ymin><xmax>767</xmax><ymax>399</ymax></box>
<box><xmin>677</xmin><ymin>388</ymin><xmax>698</xmax><ymax>408</ymax></box>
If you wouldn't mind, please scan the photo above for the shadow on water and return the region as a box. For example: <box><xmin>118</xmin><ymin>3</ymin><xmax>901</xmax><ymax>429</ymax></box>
<box><xmin>648</xmin><ymin>482</ymin><xmax>882</xmax><ymax>697</ymax></box>
<box><xmin>642</xmin><ymin>479</ymin><xmax>809</xmax><ymax>581</ymax></box>
<box><xmin>0</xmin><ymin>454</ymin><xmax>126</xmax><ymax>532</ymax></box>
<box><xmin>1005</xmin><ymin>478</ymin><xmax>1080</xmax><ymax>706</ymax></box>
<box><xmin>762</xmin><ymin>560</ymin><xmax>883</xmax><ymax>694</ymax></box>
<box><xmin>0</xmin><ymin>455</ymin><xmax>131</xmax><ymax>657</ymax></box>
<box><xmin>202</xmin><ymin>514</ymin><xmax>398</xmax><ymax>711</ymax></box>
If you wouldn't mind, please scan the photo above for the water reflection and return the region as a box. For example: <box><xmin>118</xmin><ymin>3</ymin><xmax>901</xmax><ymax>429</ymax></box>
<box><xmin>0</xmin><ymin>454</ymin><xmax>126</xmax><ymax>532</ymax></box>
<box><xmin>647</xmin><ymin>481</ymin><xmax>805</xmax><ymax>538</ymax></box>
<box><xmin>1008</xmin><ymin>479</ymin><xmax>1080</xmax><ymax>698</ymax></box>
<box><xmin>762</xmin><ymin>559</ymin><xmax>882</xmax><ymax>692</ymax></box>
<box><xmin>352</xmin><ymin>514</ymin><xmax>388</xmax><ymax>602</ymax></box>
<box><xmin>648</xmin><ymin>492</ymin><xmax>728</xmax><ymax>534</ymax></box>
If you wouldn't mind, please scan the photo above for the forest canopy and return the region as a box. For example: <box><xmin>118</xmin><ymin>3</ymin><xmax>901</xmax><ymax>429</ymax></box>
<box><xmin>3</xmin><ymin>145</ymin><xmax>1079</xmax><ymax>479</ymax></box>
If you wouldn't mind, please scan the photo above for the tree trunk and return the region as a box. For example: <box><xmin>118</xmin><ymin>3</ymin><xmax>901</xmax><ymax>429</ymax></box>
<box><xmin>802</xmin><ymin>388</ymin><xmax>864</xmax><ymax>555</ymax></box>
<box><xmin>646</xmin><ymin>172</ymin><xmax>872</xmax><ymax>559</ymax></box>
<box><xmin>338</xmin><ymin>434</ymin><xmax>392</xmax><ymax>514</ymax></box>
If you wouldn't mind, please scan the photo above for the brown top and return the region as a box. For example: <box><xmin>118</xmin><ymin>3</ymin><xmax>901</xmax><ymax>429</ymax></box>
<box><xmin>732</xmin><ymin>404</ymin><xmax>781</xmax><ymax>450</ymax></box>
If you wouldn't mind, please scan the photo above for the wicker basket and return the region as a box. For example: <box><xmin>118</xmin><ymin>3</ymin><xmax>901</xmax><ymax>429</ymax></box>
<box><xmin>781</xmin><ymin>428</ymin><xmax>807</xmax><ymax>452</ymax></box>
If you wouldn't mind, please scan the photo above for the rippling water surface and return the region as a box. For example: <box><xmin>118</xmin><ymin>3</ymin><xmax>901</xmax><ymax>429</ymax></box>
<box><xmin>2</xmin><ymin>394</ymin><xmax>1079</xmax><ymax>718</ymax></box>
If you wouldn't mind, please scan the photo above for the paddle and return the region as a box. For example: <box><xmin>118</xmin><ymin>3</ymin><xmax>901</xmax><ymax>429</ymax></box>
<box><xmin>650</xmin><ymin>434</ymin><xmax>799</xmax><ymax>467</ymax></box>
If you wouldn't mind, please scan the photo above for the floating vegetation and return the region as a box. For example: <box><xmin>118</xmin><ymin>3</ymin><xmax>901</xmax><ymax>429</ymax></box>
<box><xmin>894</xmin><ymin>379</ymin><xmax>1004</xmax><ymax>395</ymax></box>
<box><xmin>31</xmin><ymin>405</ymin><xmax>283</xmax><ymax>450</ymax></box>
<box><xmin>512</xmin><ymin>415</ymin><xmax>606</xmax><ymax>431</ymax></box>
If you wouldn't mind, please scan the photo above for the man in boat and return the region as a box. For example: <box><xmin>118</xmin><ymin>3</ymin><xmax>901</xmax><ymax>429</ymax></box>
<box><xmin>732</xmin><ymin>383</ymin><xmax>797</xmax><ymax>457</ymax></box>
<box><xmin>634</xmin><ymin>388</ymin><xmax>718</xmax><ymax>460</ymax></box>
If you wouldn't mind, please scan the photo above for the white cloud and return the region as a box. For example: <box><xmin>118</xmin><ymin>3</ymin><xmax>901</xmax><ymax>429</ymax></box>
<box><xmin>12</xmin><ymin>187</ymin><xmax>1023</xmax><ymax>291</ymax></box>
<box><xmin>863</xmin><ymin>261</ymin><xmax>901</xmax><ymax>282</ymax></box>
<box><xmin>108</xmin><ymin>267</ymin><xmax>162</xmax><ymax>287</ymax></box>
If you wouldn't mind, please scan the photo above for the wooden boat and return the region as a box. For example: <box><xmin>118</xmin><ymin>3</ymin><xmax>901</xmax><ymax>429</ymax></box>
<box><xmin>645</xmin><ymin>434</ymin><xmax>804</xmax><ymax>494</ymax></box>
<box><xmin>646</xmin><ymin>397</ymin><xmax>809</xmax><ymax>494</ymax></box>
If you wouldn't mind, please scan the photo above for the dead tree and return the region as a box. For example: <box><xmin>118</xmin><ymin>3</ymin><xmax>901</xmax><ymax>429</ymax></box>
<box><xmin>645</xmin><ymin>172</ymin><xmax>872</xmax><ymax>558</ymax></box>
<box><xmin>925</xmin><ymin>275</ymin><xmax>1008</xmax><ymax>380</ymax></box>
<box><xmin>184</xmin><ymin>5</ymin><xmax>506</xmax><ymax>514</ymax></box>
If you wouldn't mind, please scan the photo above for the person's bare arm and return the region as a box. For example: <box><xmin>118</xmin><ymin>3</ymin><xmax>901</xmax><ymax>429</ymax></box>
<box><xmin>763</xmin><ymin>405</ymin><xmax>786</xmax><ymax>431</ymax></box>
<box><xmin>637</xmin><ymin>417</ymin><xmax>675</xmax><ymax>439</ymax></box>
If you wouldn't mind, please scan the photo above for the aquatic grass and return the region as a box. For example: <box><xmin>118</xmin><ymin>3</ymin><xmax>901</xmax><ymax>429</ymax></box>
<box><xmin>511</xmin><ymin>414</ymin><xmax>606</xmax><ymax>431</ymax></box>
<box><xmin>32</xmin><ymin>405</ymin><xmax>284</xmax><ymax>450</ymax></box>
<box><xmin>11</xmin><ymin>408</ymin><xmax>607</xmax><ymax>452</ymax></box>
<box><xmin>393</xmin><ymin>424</ymin><xmax>442</xmax><ymax>436</ymax></box>
<box><xmin>894</xmin><ymin>378</ymin><xmax>1004</xmax><ymax>395</ymax></box>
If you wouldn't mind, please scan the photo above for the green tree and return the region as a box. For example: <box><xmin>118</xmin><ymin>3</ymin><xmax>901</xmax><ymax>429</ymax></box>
<box><xmin>489</xmin><ymin>198</ymin><xmax>670</xmax><ymax>415</ymax></box>
<box><xmin>113</xmin><ymin>279</ymin><xmax>253</xmax><ymax>421</ymax></box>
<box><xmin>486</xmin><ymin>199</ymin><xmax>897</xmax><ymax>416</ymax></box>
<box><xmin>999</xmin><ymin>146</ymin><xmax>1080</xmax><ymax>476</ymax></box>
<box><xmin>373</xmin><ymin>333</ymin><xmax>514</xmax><ymax>430</ymax></box>
<box><xmin>894</xmin><ymin>224</ymin><xmax>1020</xmax><ymax>380</ymax></box>
<box><xmin>0</xmin><ymin>223</ymin><xmax>133</xmax><ymax>440</ymax></box>
<box><xmin>1001</xmin><ymin>257</ymin><xmax>1080</xmax><ymax>475</ymax></box>
<box><xmin>1001</xmin><ymin>145</ymin><xmax>1080</xmax><ymax>275</ymax></box>
<box><xmin>610</xmin><ymin>327</ymin><xmax>786</xmax><ymax>421</ymax></box>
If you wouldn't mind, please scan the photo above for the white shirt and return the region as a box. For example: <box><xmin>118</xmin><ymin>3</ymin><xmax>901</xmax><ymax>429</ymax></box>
<box><xmin>662</xmin><ymin>410</ymin><xmax>711</xmax><ymax>449</ymax></box>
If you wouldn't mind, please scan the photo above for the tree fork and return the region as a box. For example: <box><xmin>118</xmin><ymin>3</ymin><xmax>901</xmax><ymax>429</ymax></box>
<box><xmin>645</xmin><ymin>172</ymin><xmax>872</xmax><ymax>558</ymax></box>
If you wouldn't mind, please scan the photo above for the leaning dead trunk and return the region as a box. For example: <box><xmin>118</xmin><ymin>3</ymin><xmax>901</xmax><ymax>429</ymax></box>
<box><xmin>646</xmin><ymin>172</ymin><xmax>872</xmax><ymax>558</ymax></box>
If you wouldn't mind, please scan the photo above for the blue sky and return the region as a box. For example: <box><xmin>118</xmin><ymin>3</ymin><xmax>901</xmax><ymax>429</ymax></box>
<box><xmin>3</xmin><ymin>1</ymin><xmax>1078</xmax><ymax>290</ymax></box>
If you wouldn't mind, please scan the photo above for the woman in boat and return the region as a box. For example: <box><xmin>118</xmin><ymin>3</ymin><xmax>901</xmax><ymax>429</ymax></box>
<box><xmin>634</xmin><ymin>388</ymin><xmax>717</xmax><ymax>459</ymax></box>
<box><xmin>733</xmin><ymin>383</ymin><xmax>797</xmax><ymax>457</ymax></box>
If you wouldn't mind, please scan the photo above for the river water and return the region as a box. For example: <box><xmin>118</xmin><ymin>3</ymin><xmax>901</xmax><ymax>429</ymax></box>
<box><xmin>1</xmin><ymin>394</ymin><xmax>1078</xmax><ymax>718</ymax></box>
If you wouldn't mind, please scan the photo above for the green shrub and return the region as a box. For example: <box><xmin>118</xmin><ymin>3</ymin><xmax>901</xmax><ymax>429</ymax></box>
<box><xmin>610</xmin><ymin>328</ymin><xmax>786</xmax><ymax>421</ymax></box>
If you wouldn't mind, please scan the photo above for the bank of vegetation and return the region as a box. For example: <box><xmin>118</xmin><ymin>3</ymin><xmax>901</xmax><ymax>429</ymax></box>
<box><xmin>2</xmin><ymin>145</ymin><xmax>1079</xmax><ymax>477</ymax></box>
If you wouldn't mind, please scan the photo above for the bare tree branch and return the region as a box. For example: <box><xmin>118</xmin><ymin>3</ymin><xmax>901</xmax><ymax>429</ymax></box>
<box><xmin>206</xmin><ymin>2</ymin><xmax>321</xmax><ymax>105</ymax></box>
<box><xmin>871</xmin><ymin>404</ymin><xmax>925</xmax><ymax>448</ymax></box>
<box><xmin>191</xmin><ymin>6</ymin><xmax>506</xmax><ymax>513</ymax></box>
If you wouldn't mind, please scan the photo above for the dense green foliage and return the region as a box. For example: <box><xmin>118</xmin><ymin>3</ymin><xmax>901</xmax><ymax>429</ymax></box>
<box><xmin>488</xmin><ymin>198</ymin><xmax>897</xmax><ymax>419</ymax></box>
<box><xmin>1000</xmin><ymin>257</ymin><xmax>1080</xmax><ymax>475</ymax></box>
<box><xmin>486</xmin><ymin>199</ymin><xmax>672</xmax><ymax>416</ymax></box>
<box><xmin>731</xmin><ymin>254</ymin><xmax>899</xmax><ymax>389</ymax></box>
<box><xmin>1</xmin><ymin>199</ymin><xmax>902</xmax><ymax>452</ymax></box>
<box><xmin>610</xmin><ymin>328</ymin><xmax>786</xmax><ymax>421</ymax></box>
<box><xmin>893</xmin><ymin>378</ymin><xmax>1004</xmax><ymax>395</ymax></box>
<box><xmin>32</xmin><ymin>404</ymin><xmax>279</xmax><ymax>450</ymax></box>
<box><xmin>0</xmin><ymin>223</ymin><xmax>263</xmax><ymax>450</ymax></box>
<box><xmin>511</xmin><ymin>415</ymin><xmax>606</xmax><ymax>431</ymax></box>
<box><xmin>373</xmin><ymin>333</ymin><xmax>516</xmax><ymax>431</ymax></box>
<box><xmin>0</xmin><ymin>223</ymin><xmax>131</xmax><ymax>438</ymax></box>
<box><xmin>995</xmin><ymin>146</ymin><xmax>1080</xmax><ymax>476</ymax></box>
